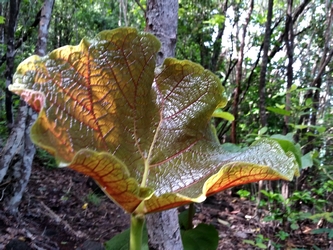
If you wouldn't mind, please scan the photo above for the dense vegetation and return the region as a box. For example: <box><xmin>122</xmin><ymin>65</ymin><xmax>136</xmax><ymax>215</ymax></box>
<box><xmin>0</xmin><ymin>0</ymin><xmax>333</xmax><ymax>249</ymax></box>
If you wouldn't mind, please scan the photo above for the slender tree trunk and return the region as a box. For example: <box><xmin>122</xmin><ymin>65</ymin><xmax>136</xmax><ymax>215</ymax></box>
<box><xmin>296</xmin><ymin>2</ymin><xmax>333</xmax><ymax>191</ymax></box>
<box><xmin>257</xmin><ymin>0</ymin><xmax>273</xmax><ymax>207</ymax></box>
<box><xmin>0</xmin><ymin>0</ymin><xmax>54</xmax><ymax>214</ymax></box>
<box><xmin>281</xmin><ymin>0</ymin><xmax>294</xmax><ymax>199</ymax></box>
<box><xmin>0</xmin><ymin>9</ymin><xmax>41</xmax><ymax>69</ymax></box>
<box><xmin>231</xmin><ymin>0</ymin><xmax>254</xmax><ymax>143</ymax></box>
<box><xmin>4</xmin><ymin>0</ymin><xmax>21</xmax><ymax>130</ymax></box>
<box><xmin>211</xmin><ymin>0</ymin><xmax>228</xmax><ymax>73</ymax></box>
<box><xmin>283</xmin><ymin>0</ymin><xmax>294</xmax><ymax>135</ymax></box>
<box><xmin>35</xmin><ymin>0</ymin><xmax>54</xmax><ymax>56</ymax></box>
<box><xmin>258</xmin><ymin>0</ymin><xmax>273</xmax><ymax>128</ymax></box>
<box><xmin>145</xmin><ymin>1</ymin><xmax>182</xmax><ymax>249</ymax></box>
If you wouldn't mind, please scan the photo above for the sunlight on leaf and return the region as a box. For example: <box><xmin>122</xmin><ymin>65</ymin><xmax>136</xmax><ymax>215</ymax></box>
<box><xmin>10</xmin><ymin>27</ymin><xmax>298</xmax><ymax>215</ymax></box>
<box><xmin>266</xmin><ymin>106</ymin><xmax>291</xmax><ymax>116</ymax></box>
<box><xmin>212</xmin><ymin>109</ymin><xmax>234</xmax><ymax>121</ymax></box>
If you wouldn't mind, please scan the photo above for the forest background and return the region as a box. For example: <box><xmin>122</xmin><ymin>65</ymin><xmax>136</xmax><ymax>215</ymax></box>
<box><xmin>0</xmin><ymin>0</ymin><xmax>333</xmax><ymax>249</ymax></box>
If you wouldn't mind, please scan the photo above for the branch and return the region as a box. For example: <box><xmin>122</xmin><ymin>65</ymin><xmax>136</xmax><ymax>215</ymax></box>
<box><xmin>134</xmin><ymin>0</ymin><xmax>146</xmax><ymax>16</ymax></box>
<box><xmin>40</xmin><ymin>201</ymin><xmax>87</xmax><ymax>239</ymax></box>
<box><xmin>268</xmin><ymin>0</ymin><xmax>311</xmax><ymax>60</ymax></box>
<box><xmin>0</xmin><ymin>8</ymin><xmax>42</xmax><ymax>68</ymax></box>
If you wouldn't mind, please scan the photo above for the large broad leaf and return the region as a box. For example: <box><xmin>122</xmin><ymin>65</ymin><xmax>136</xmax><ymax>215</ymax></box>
<box><xmin>9</xmin><ymin>27</ymin><xmax>298</xmax><ymax>215</ymax></box>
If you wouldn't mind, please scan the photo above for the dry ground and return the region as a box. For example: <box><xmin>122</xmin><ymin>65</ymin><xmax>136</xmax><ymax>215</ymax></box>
<box><xmin>0</xmin><ymin>162</ymin><xmax>331</xmax><ymax>249</ymax></box>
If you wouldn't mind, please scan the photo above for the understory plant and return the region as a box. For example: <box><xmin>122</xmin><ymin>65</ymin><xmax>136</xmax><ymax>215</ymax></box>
<box><xmin>9</xmin><ymin>27</ymin><xmax>299</xmax><ymax>249</ymax></box>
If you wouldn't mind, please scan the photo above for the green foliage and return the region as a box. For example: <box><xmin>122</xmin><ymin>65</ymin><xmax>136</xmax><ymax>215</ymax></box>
<box><xmin>85</xmin><ymin>191</ymin><xmax>102</xmax><ymax>206</ymax></box>
<box><xmin>275</xmin><ymin>230</ymin><xmax>289</xmax><ymax>241</ymax></box>
<box><xmin>35</xmin><ymin>148</ymin><xmax>57</xmax><ymax>169</ymax></box>
<box><xmin>311</xmin><ymin>228</ymin><xmax>333</xmax><ymax>239</ymax></box>
<box><xmin>0</xmin><ymin>16</ymin><xmax>5</xmax><ymax>24</ymax></box>
<box><xmin>105</xmin><ymin>226</ymin><xmax>149</xmax><ymax>250</ymax></box>
<box><xmin>243</xmin><ymin>234</ymin><xmax>269</xmax><ymax>249</ymax></box>
<box><xmin>236</xmin><ymin>189</ymin><xmax>251</xmax><ymax>199</ymax></box>
<box><xmin>178</xmin><ymin>206</ymin><xmax>195</xmax><ymax>230</ymax></box>
<box><xmin>181</xmin><ymin>224</ymin><xmax>219</xmax><ymax>250</ymax></box>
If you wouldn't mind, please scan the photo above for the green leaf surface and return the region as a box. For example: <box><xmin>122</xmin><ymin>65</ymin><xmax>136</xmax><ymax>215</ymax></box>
<box><xmin>311</xmin><ymin>228</ymin><xmax>333</xmax><ymax>239</ymax></box>
<box><xmin>266</xmin><ymin>107</ymin><xmax>291</xmax><ymax>116</ymax></box>
<box><xmin>0</xmin><ymin>16</ymin><xmax>5</xmax><ymax>24</ymax></box>
<box><xmin>301</xmin><ymin>152</ymin><xmax>313</xmax><ymax>169</ymax></box>
<box><xmin>181</xmin><ymin>224</ymin><xmax>218</xmax><ymax>250</ymax></box>
<box><xmin>10</xmin><ymin>27</ymin><xmax>298</xmax><ymax>214</ymax></box>
<box><xmin>212</xmin><ymin>109</ymin><xmax>235</xmax><ymax>121</ymax></box>
<box><xmin>270</xmin><ymin>134</ymin><xmax>302</xmax><ymax>170</ymax></box>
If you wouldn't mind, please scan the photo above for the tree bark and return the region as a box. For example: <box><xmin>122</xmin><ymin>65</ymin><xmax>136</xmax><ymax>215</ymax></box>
<box><xmin>0</xmin><ymin>9</ymin><xmax>42</xmax><ymax>77</ymax></box>
<box><xmin>4</xmin><ymin>0</ymin><xmax>21</xmax><ymax>130</ymax></box>
<box><xmin>231</xmin><ymin>0</ymin><xmax>254</xmax><ymax>143</ymax></box>
<box><xmin>296</xmin><ymin>2</ymin><xmax>333</xmax><ymax>191</ymax></box>
<box><xmin>211</xmin><ymin>0</ymin><xmax>228</xmax><ymax>73</ymax></box>
<box><xmin>35</xmin><ymin>0</ymin><xmax>54</xmax><ymax>56</ymax></box>
<box><xmin>145</xmin><ymin>1</ymin><xmax>182</xmax><ymax>249</ymax></box>
<box><xmin>283</xmin><ymin>0</ymin><xmax>294</xmax><ymax>135</ymax></box>
<box><xmin>267</xmin><ymin>0</ymin><xmax>311</xmax><ymax>62</ymax></box>
<box><xmin>258</xmin><ymin>0</ymin><xmax>273</xmax><ymax>128</ymax></box>
<box><xmin>0</xmin><ymin>0</ymin><xmax>54</xmax><ymax>214</ymax></box>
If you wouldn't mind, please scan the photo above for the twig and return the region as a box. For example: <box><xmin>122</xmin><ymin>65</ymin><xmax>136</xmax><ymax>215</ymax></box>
<box><xmin>40</xmin><ymin>201</ymin><xmax>87</xmax><ymax>239</ymax></box>
<box><xmin>134</xmin><ymin>0</ymin><xmax>146</xmax><ymax>15</ymax></box>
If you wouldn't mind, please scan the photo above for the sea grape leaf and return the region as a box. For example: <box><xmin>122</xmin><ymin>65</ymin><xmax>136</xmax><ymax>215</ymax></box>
<box><xmin>9</xmin><ymin>27</ymin><xmax>298</xmax><ymax>215</ymax></box>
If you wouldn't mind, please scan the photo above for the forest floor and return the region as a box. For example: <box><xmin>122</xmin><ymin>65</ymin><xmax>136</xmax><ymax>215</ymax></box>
<box><xmin>0</xmin><ymin>161</ymin><xmax>331</xmax><ymax>250</ymax></box>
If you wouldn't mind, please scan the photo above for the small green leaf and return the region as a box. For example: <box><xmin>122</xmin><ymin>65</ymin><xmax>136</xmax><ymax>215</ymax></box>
<box><xmin>289</xmin><ymin>84</ymin><xmax>297</xmax><ymax>92</ymax></box>
<box><xmin>178</xmin><ymin>207</ymin><xmax>195</xmax><ymax>230</ymax></box>
<box><xmin>290</xmin><ymin>223</ymin><xmax>299</xmax><ymax>230</ymax></box>
<box><xmin>0</xmin><ymin>16</ymin><xmax>5</xmax><ymax>24</ymax></box>
<box><xmin>181</xmin><ymin>224</ymin><xmax>218</xmax><ymax>250</ymax></box>
<box><xmin>275</xmin><ymin>104</ymin><xmax>285</xmax><ymax>109</ymax></box>
<box><xmin>305</xmin><ymin>98</ymin><xmax>312</xmax><ymax>106</ymax></box>
<box><xmin>301</xmin><ymin>152</ymin><xmax>313</xmax><ymax>169</ymax></box>
<box><xmin>266</xmin><ymin>107</ymin><xmax>291</xmax><ymax>116</ymax></box>
<box><xmin>258</xmin><ymin>127</ymin><xmax>267</xmax><ymax>136</ymax></box>
<box><xmin>311</xmin><ymin>228</ymin><xmax>333</xmax><ymax>239</ymax></box>
<box><xmin>203</xmin><ymin>14</ymin><xmax>225</xmax><ymax>26</ymax></box>
<box><xmin>243</xmin><ymin>240</ymin><xmax>255</xmax><ymax>246</ymax></box>
<box><xmin>292</xmin><ymin>124</ymin><xmax>308</xmax><ymax>130</ymax></box>
<box><xmin>212</xmin><ymin>109</ymin><xmax>235</xmax><ymax>121</ymax></box>
<box><xmin>256</xmin><ymin>242</ymin><xmax>267</xmax><ymax>249</ymax></box>
<box><xmin>270</xmin><ymin>134</ymin><xmax>302</xmax><ymax>171</ymax></box>
<box><xmin>314</xmin><ymin>126</ymin><xmax>326</xmax><ymax>133</ymax></box>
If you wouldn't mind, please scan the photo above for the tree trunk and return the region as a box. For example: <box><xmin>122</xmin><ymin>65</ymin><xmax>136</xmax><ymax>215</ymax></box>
<box><xmin>231</xmin><ymin>0</ymin><xmax>254</xmax><ymax>143</ymax></box>
<box><xmin>281</xmin><ymin>0</ymin><xmax>294</xmax><ymax>199</ymax></box>
<box><xmin>211</xmin><ymin>0</ymin><xmax>228</xmax><ymax>73</ymax></box>
<box><xmin>283</xmin><ymin>0</ymin><xmax>294</xmax><ymax>135</ymax></box>
<box><xmin>4</xmin><ymin>0</ymin><xmax>21</xmax><ymax>130</ymax></box>
<box><xmin>145</xmin><ymin>1</ymin><xmax>182</xmax><ymax>249</ymax></box>
<box><xmin>0</xmin><ymin>0</ymin><xmax>54</xmax><ymax>214</ymax></box>
<box><xmin>258</xmin><ymin>0</ymin><xmax>273</xmax><ymax>128</ymax></box>
<box><xmin>35</xmin><ymin>0</ymin><xmax>54</xmax><ymax>56</ymax></box>
<box><xmin>296</xmin><ymin>2</ymin><xmax>333</xmax><ymax>191</ymax></box>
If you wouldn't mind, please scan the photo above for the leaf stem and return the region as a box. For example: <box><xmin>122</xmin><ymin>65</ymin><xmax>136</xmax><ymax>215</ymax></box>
<box><xmin>187</xmin><ymin>203</ymin><xmax>194</xmax><ymax>229</ymax></box>
<box><xmin>130</xmin><ymin>214</ymin><xmax>145</xmax><ymax>250</ymax></box>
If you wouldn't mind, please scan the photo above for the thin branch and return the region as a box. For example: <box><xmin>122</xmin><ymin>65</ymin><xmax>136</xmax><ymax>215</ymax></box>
<box><xmin>134</xmin><ymin>0</ymin><xmax>146</xmax><ymax>16</ymax></box>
